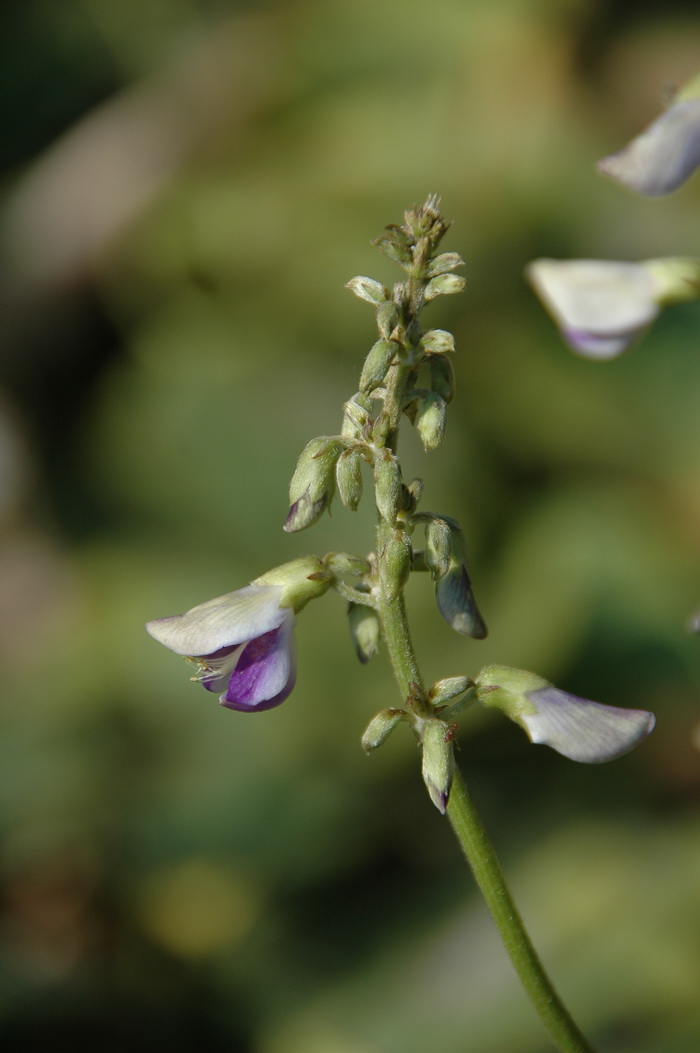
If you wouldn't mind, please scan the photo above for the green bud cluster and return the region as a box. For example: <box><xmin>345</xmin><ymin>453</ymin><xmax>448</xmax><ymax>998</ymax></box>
<box><xmin>281</xmin><ymin>197</ymin><xmax>491</xmax><ymax>811</ymax></box>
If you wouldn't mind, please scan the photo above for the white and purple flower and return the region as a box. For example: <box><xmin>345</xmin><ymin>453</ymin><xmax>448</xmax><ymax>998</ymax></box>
<box><xmin>476</xmin><ymin>665</ymin><xmax>655</xmax><ymax>763</ymax></box>
<box><xmin>147</xmin><ymin>584</ymin><xmax>296</xmax><ymax>712</ymax></box>
<box><xmin>146</xmin><ymin>557</ymin><xmax>331</xmax><ymax>713</ymax></box>
<box><xmin>526</xmin><ymin>258</ymin><xmax>662</xmax><ymax>359</ymax></box>
<box><xmin>526</xmin><ymin>257</ymin><xmax>700</xmax><ymax>360</ymax></box>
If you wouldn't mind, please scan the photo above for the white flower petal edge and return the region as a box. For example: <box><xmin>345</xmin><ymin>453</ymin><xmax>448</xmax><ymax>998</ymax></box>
<box><xmin>526</xmin><ymin>258</ymin><xmax>660</xmax><ymax>359</ymax></box>
<box><xmin>598</xmin><ymin>97</ymin><xmax>700</xmax><ymax>197</ymax></box>
<box><xmin>145</xmin><ymin>584</ymin><xmax>287</xmax><ymax>656</ymax></box>
<box><xmin>522</xmin><ymin>686</ymin><xmax>656</xmax><ymax>763</ymax></box>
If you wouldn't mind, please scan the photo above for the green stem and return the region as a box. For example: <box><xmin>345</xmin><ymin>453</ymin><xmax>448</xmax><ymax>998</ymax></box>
<box><xmin>447</xmin><ymin>770</ymin><xmax>596</xmax><ymax>1053</ymax></box>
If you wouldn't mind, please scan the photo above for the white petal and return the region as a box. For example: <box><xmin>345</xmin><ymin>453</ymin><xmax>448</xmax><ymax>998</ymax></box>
<box><xmin>527</xmin><ymin>259</ymin><xmax>660</xmax><ymax>358</ymax></box>
<box><xmin>146</xmin><ymin>584</ymin><xmax>287</xmax><ymax>656</ymax></box>
<box><xmin>598</xmin><ymin>98</ymin><xmax>700</xmax><ymax>197</ymax></box>
<box><xmin>522</xmin><ymin>686</ymin><xmax>655</xmax><ymax>763</ymax></box>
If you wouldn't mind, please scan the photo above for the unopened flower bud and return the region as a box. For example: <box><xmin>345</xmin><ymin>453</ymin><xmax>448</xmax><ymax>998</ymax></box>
<box><xmin>420</xmin><ymin>329</ymin><xmax>455</xmax><ymax>354</ymax></box>
<box><xmin>345</xmin><ymin>275</ymin><xmax>388</xmax><ymax>305</ymax></box>
<box><xmin>416</xmin><ymin>392</ymin><xmax>447</xmax><ymax>451</ymax></box>
<box><xmin>421</xmin><ymin>720</ymin><xmax>455</xmax><ymax>813</ymax></box>
<box><xmin>426</xmin><ymin>252</ymin><xmax>465</xmax><ymax>277</ymax></box>
<box><xmin>374</xmin><ymin>451</ymin><xmax>403</xmax><ymax>523</ymax></box>
<box><xmin>424</xmin><ymin>517</ymin><xmax>452</xmax><ymax>580</ymax></box>
<box><xmin>348</xmin><ymin>602</ymin><xmax>380</xmax><ymax>664</ymax></box>
<box><xmin>380</xmin><ymin>528</ymin><xmax>412</xmax><ymax>600</ymax></box>
<box><xmin>336</xmin><ymin>448</ymin><xmax>364</xmax><ymax>511</ymax></box>
<box><xmin>254</xmin><ymin>556</ymin><xmax>331</xmax><ymax>611</ymax></box>
<box><xmin>424</xmin><ymin>273</ymin><xmax>466</xmax><ymax>301</ymax></box>
<box><xmin>341</xmin><ymin>394</ymin><xmax>372</xmax><ymax>440</ymax></box>
<box><xmin>362</xmin><ymin>708</ymin><xmax>406</xmax><ymax>752</ymax></box>
<box><xmin>359</xmin><ymin>339</ymin><xmax>395</xmax><ymax>394</ymax></box>
<box><xmin>376</xmin><ymin>300</ymin><xmax>400</xmax><ymax>340</ymax></box>
<box><xmin>373</xmin><ymin>235</ymin><xmax>412</xmax><ymax>265</ymax></box>
<box><xmin>428</xmin><ymin>675</ymin><xmax>473</xmax><ymax>705</ymax></box>
<box><xmin>324</xmin><ymin>552</ymin><xmax>371</xmax><ymax>577</ymax></box>
<box><xmin>284</xmin><ymin>436</ymin><xmax>345</xmax><ymax>533</ymax></box>
<box><xmin>430</xmin><ymin>355</ymin><xmax>456</xmax><ymax>403</ymax></box>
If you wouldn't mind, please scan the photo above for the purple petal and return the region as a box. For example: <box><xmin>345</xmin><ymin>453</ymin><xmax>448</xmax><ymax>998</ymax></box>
<box><xmin>221</xmin><ymin>616</ymin><xmax>296</xmax><ymax>712</ymax></box>
<box><xmin>523</xmin><ymin>686</ymin><xmax>655</xmax><ymax>763</ymax></box>
<box><xmin>146</xmin><ymin>584</ymin><xmax>287</xmax><ymax>656</ymax></box>
<box><xmin>598</xmin><ymin>98</ymin><xmax>700</xmax><ymax>197</ymax></box>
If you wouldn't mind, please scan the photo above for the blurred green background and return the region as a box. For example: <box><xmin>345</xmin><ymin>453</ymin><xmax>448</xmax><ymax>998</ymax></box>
<box><xmin>2</xmin><ymin>1</ymin><xmax>700</xmax><ymax>1051</ymax></box>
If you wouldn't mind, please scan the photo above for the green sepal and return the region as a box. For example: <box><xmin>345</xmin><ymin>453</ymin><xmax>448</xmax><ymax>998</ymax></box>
<box><xmin>254</xmin><ymin>557</ymin><xmax>332</xmax><ymax>611</ymax></box>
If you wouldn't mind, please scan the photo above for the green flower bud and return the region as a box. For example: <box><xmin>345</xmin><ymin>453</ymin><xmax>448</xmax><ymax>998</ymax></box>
<box><xmin>348</xmin><ymin>602</ymin><xmax>380</xmax><ymax>664</ymax></box>
<box><xmin>362</xmin><ymin>708</ymin><xmax>407</xmax><ymax>753</ymax></box>
<box><xmin>416</xmin><ymin>392</ymin><xmax>447</xmax><ymax>451</ymax></box>
<box><xmin>284</xmin><ymin>436</ymin><xmax>345</xmax><ymax>533</ymax></box>
<box><xmin>323</xmin><ymin>552</ymin><xmax>371</xmax><ymax>580</ymax></box>
<box><xmin>336</xmin><ymin>448</ymin><xmax>364</xmax><ymax>511</ymax></box>
<box><xmin>380</xmin><ymin>528</ymin><xmax>412</xmax><ymax>600</ymax></box>
<box><xmin>426</xmin><ymin>252</ymin><xmax>465</xmax><ymax>277</ymax></box>
<box><xmin>424</xmin><ymin>273</ymin><xmax>466</xmax><ymax>302</ymax></box>
<box><xmin>254</xmin><ymin>556</ymin><xmax>331</xmax><ymax>611</ymax></box>
<box><xmin>420</xmin><ymin>329</ymin><xmax>455</xmax><ymax>354</ymax></box>
<box><xmin>428</xmin><ymin>675</ymin><xmax>473</xmax><ymax>705</ymax></box>
<box><xmin>345</xmin><ymin>275</ymin><xmax>388</xmax><ymax>305</ymax></box>
<box><xmin>373</xmin><ymin>236</ymin><xmax>412</xmax><ymax>265</ymax></box>
<box><xmin>359</xmin><ymin>339</ymin><xmax>395</xmax><ymax>394</ymax></box>
<box><xmin>424</xmin><ymin>517</ymin><xmax>452</xmax><ymax>580</ymax></box>
<box><xmin>376</xmin><ymin>300</ymin><xmax>400</xmax><ymax>340</ymax></box>
<box><xmin>430</xmin><ymin>355</ymin><xmax>456</xmax><ymax>403</ymax></box>
<box><xmin>374</xmin><ymin>451</ymin><xmax>403</xmax><ymax>523</ymax></box>
<box><xmin>341</xmin><ymin>393</ymin><xmax>372</xmax><ymax>440</ymax></box>
<box><xmin>421</xmin><ymin>719</ymin><xmax>455</xmax><ymax>813</ymax></box>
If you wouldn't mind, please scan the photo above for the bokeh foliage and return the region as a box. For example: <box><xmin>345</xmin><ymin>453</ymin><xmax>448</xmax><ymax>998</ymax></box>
<box><xmin>2</xmin><ymin>1</ymin><xmax>700</xmax><ymax>1050</ymax></box>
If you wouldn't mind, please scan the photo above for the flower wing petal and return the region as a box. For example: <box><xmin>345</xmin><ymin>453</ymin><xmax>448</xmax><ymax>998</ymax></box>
<box><xmin>146</xmin><ymin>584</ymin><xmax>287</xmax><ymax>656</ymax></box>
<box><xmin>598</xmin><ymin>98</ymin><xmax>700</xmax><ymax>196</ymax></box>
<box><xmin>221</xmin><ymin>614</ymin><xmax>296</xmax><ymax>712</ymax></box>
<box><xmin>523</xmin><ymin>686</ymin><xmax>655</xmax><ymax>763</ymax></box>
